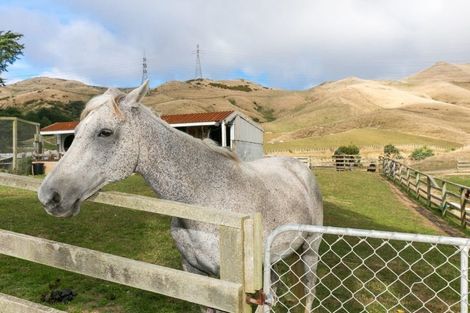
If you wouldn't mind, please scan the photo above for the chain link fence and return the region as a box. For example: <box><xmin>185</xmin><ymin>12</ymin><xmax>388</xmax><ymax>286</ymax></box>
<box><xmin>0</xmin><ymin>117</ymin><xmax>39</xmax><ymax>173</ymax></box>
<box><xmin>264</xmin><ymin>225</ymin><xmax>470</xmax><ymax>313</ymax></box>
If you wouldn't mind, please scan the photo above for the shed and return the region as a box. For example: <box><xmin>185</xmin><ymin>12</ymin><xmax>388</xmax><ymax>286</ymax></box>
<box><xmin>162</xmin><ymin>111</ymin><xmax>264</xmax><ymax>161</ymax></box>
<box><xmin>40</xmin><ymin>121</ymin><xmax>79</xmax><ymax>154</ymax></box>
<box><xmin>40</xmin><ymin>111</ymin><xmax>264</xmax><ymax>161</ymax></box>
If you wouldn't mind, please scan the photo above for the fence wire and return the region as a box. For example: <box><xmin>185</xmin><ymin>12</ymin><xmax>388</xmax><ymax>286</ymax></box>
<box><xmin>264</xmin><ymin>225</ymin><xmax>470</xmax><ymax>313</ymax></box>
<box><xmin>0</xmin><ymin>118</ymin><xmax>39</xmax><ymax>173</ymax></box>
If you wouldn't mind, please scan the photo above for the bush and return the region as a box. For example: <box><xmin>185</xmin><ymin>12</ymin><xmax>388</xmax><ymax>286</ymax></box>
<box><xmin>384</xmin><ymin>144</ymin><xmax>400</xmax><ymax>158</ymax></box>
<box><xmin>334</xmin><ymin>145</ymin><xmax>360</xmax><ymax>155</ymax></box>
<box><xmin>209</xmin><ymin>82</ymin><xmax>252</xmax><ymax>92</ymax></box>
<box><xmin>410</xmin><ymin>146</ymin><xmax>434</xmax><ymax>160</ymax></box>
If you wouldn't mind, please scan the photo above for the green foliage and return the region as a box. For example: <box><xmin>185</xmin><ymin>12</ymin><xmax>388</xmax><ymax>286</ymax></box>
<box><xmin>0</xmin><ymin>31</ymin><xmax>24</xmax><ymax>86</ymax></box>
<box><xmin>334</xmin><ymin>145</ymin><xmax>360</xmax><ymax>155</ymax></box>
<box><xmin>254</xmin><ymin>102</ymin><xmax>275</xmax><ymax>122</ymax></box>
<box><xmin>209</xmin><ymin>82</ymin><xmax>252</xmax><ymax>92</ymax></box>
<box><xmin>227</xmin><ymin>98</ymin><xmax>237</xmax><ymax>106</ymax></box>
<box><xmin>0</xmin><ymin>101</ymin><xmax>85</xmax><ymax>127</ymax></box>
<box><xmin>410</xmin><ymin>146</ymin><xmax>434</xmax><ymax>160</ymax></box>
<box><xmin>384</xmin><ymin>144</ymin><xmax>400</xmax><ymax>158</ymax></box>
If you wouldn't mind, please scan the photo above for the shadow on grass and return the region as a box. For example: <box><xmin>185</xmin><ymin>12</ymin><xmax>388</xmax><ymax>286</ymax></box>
<box><xmin>324</xmin><ymin>200</ymin><xmax>430</xmax><ymax>234</ymax></box>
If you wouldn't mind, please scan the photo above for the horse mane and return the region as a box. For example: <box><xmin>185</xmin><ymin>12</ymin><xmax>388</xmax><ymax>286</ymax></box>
<box><xmin>81</xmin><ymin>89</ymin><xmax>240</xmax><ymax>163</ymax></box>
<box><xmin>80</xmin><ymin>89</ymin><xmax>125</xmax><ymax>120</ymax></box>
<box><xmin>139</xmin><ymin>106</ymin><xmax>240</xmax><ymax>162</ymax></box>
<box><xmin>202</xmin><ymin>138</ymin><xmax>240</xmax><ymax>162</ymax></box>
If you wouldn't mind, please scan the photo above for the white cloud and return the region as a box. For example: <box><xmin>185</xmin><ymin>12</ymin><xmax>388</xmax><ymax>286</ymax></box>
<box><xmin>1</xmin><ymin>0</ymin><xmax>470</xmax><ymax>88</ymax></box>
<box><xmin>39</xmin><ymin>68</ymin><xmax>94</xmax><ymax>85</ymax></box>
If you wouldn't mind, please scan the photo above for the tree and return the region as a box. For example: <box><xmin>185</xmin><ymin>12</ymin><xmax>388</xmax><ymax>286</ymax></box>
<box><xmin>384</xmin><ymin>144</ymin><xmax>400</xmax><ymax>158</ymax></box>
<box><xmin>0</xmin><ymin>31</ymin><xmax>24</xmax><ymax>86</ymax></box>
<box><xmin>410</xmin><ymin>146</ymin><xmax>434</xmax><ymax>160</ymax></box>
<box><xmin>334</xmin><ymin>145</ymin><xmax>360</xmax><ymax>155</ymax></box>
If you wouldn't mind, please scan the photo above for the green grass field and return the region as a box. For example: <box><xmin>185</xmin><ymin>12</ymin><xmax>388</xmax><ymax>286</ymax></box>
<box><xmin>265</xmin><ymin>128</ymin><xmax>460</xmax><ymax>151</ymax></box>
<box><xmin>441</xmin><ymin>175</ymin><xmax>470</xmax><ymax>186</ymax></box>
<box><xmin>0</xmin><ymin>171</ymin><xmax>457</xmax><ymax>312</ymax></box>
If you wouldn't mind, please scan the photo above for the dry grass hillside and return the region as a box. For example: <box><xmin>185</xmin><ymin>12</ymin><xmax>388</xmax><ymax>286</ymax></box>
<box><xmin>0</xmin><ymin>77</ymin><xmax>104</xmax><ymax>110</ymax></box>
<box><xmin>2</xmin><ymin>61</ymin><xmax>470</xmax><ymax>159</ymax></box>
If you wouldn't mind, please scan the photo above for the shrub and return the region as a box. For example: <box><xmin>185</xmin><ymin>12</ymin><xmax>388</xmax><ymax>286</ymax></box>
<box><xmin>334</xmin><ymin>145</ymin><xmax>360</xmax><ymax>155</ymax></box>
<box><xmin>410</xmin><ymin>146</ymin><xmax>434</xmax><ymax>160</ymax></box>
<box><xmin>384</xmin><ymin>144</ymin><xmax>400</xmax><ymax>158</ymax></box>
<box><xmin>209</xmin><ymin>82</ymin><xmax>252</xmax><ymax>92</ymax></box>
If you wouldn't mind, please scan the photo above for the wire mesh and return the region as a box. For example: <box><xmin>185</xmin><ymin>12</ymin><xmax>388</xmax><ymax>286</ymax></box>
<box><xmin>264</xmin><ymin>226</ymin><xmax>469</xmax><ymax>313</ymax></box>
<box><xmin>0</xmin><ymin>118</ymin><xmax>39</xmax><ymax>173</ymax></box>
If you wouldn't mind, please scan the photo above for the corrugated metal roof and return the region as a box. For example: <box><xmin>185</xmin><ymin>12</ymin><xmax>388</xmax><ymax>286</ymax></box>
<box><xmin>40</xmin><ymin>111</ymin><xmax>237</xmax><ymax>133</ymax></box>
<box><xmin>161</xmin><ymin>111</ymin><xmax>234</xmax><ymax>124</ymax></box>
<box><xmin>41</xmin><ymin>121</ymin><xmax>79</xmax><ymax>132</ymax></box>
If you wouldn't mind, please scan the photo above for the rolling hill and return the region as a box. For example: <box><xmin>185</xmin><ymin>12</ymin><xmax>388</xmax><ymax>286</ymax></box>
<box><xmin>2</xmin><ymin>61</ymin><xmax>470</xmax><ymax>153</ymax></box>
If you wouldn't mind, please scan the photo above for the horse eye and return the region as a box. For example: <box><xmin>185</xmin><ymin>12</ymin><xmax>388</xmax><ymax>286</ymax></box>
<box><xmin>98</xmin><ymin>128</ymin><xmax>113</xmax><ymax>137</ymax></box>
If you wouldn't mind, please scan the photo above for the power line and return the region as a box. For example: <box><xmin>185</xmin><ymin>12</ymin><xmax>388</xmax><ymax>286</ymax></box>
<box><xmin>194</xmin><ymin>44</ymin><xmax>203</xmax><ymax>79</ymax></box>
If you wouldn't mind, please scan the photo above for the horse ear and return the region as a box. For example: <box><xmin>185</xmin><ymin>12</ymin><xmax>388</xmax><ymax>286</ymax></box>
<box><xmin>125</xmin><ymin>80</ymin><xmax>149</xmax><ymax>107</ymax></box>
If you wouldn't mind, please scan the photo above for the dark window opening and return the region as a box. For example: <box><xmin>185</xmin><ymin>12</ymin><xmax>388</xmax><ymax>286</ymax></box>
<box><xmin>64</xmin><ymin>135</ymin><xmax>75</xmax><ymax>151</ymax></box>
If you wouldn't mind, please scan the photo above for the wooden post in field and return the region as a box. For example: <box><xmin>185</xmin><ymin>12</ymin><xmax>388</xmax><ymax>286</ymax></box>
<box><xmin>12</xmin><ymin>118</ymin><xmax>17</xmax><ymax>172</ymax></box>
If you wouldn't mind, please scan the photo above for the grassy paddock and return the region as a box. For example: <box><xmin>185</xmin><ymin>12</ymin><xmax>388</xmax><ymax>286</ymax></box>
<box><xmin>0</xmin><ymin>171</ymin><xmax>459</xmax><ymax>312</ymax></box>
<box><xmin>265</xmin><ymin>128</ymin><xmax>460</xmax><ymax>151</ymax></box>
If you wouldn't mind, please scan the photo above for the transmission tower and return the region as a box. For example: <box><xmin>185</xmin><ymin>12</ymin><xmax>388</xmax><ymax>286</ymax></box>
<box><xmin>194</xmin><ymin>44</ymin><xmax>203</xmax><ymax>79</ymax></box>
<box><xmin>141</xmin><ymin>51</ymin><xmax>148</xmax><ymax>84</ymax></box>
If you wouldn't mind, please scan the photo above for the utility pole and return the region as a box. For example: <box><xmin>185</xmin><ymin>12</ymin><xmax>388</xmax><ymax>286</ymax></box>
<box><xmin>141</xmin><ymin>51</ymin><xmax>148</xmax><ymax>84</ymax></box>
<box><xmin>194</xmin><ymin>44</ymin><xmax>203</xmax><ymax>79</ymax></box>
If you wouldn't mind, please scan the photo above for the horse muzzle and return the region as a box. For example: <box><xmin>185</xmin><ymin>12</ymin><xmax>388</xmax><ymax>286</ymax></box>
<box><xmin>38</xmin><ymin>187</ymin><xmax>81</xmax><ymax>218</ymax></box>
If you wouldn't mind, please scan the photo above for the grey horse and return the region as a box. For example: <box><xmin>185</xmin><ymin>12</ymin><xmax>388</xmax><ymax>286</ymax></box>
<box><xmin>38</xmin><ymin>81</ymin><xmax>323</xmax><ymax>312</ymax></box>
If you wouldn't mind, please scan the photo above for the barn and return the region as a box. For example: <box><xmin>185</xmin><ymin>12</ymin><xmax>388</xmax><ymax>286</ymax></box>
<box><xmin>40</xmin><ymin>110</ymin><xmax>264</xmax><ymax>161</ymax></box>
<box><xmin>162</xmin><ymin>111</ymin><xmax>264</xmax><ymax>161</ymax></box>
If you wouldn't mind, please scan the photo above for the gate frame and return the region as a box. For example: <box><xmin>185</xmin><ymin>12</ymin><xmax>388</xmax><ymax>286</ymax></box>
<box><xmin>264</xmin><ymin>224</ymin><xmax>470</xmax><ymax>313</ymax></box>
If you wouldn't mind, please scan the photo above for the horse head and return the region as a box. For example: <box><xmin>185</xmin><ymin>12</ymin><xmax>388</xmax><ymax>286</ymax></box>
<box><xmin>38</xmin><ymin>81</ymin><xmax>148</xmax><ymax>217</ymax></box>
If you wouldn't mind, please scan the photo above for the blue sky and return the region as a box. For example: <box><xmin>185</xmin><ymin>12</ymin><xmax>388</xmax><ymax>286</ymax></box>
<box><xmin>1</xmin><ymin>0</ymin><xmax>470</xmax><ymax>89</ymax></box>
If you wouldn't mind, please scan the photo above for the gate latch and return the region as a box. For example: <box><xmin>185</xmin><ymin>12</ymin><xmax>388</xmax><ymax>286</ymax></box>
<box><xmin>246</xmin><ymin>289</ymin><xmax>267</xmax><ymax>306</ymax></box>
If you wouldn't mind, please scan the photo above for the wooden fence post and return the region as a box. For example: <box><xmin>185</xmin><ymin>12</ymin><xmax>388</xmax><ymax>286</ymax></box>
<box><xmin>460</xmin><ymin>187</ymin><xmax>467</xmax><ymax>228</ymax></box>
<box><xmin>406</xmin><ymin>168</ymin><xmax>411</xmax><ymax>192</ymax></box>
<box><xmin>220</xmin><ymin>222</ymin><xmax>251</xmax><ymax>313</ymax></box>
<box><xmin>426</xmin><ymin>176</ymin><xmax>432</xmax><ymax>207</ymax></box>
<box><xmin>416</xmin><ymin>173</ymin><xmax>421</xmax><ymax>200</ymax></box>
<box><xmin>12</xmin><ymin>118</ymin><xmax>17</xmax><ymax>172</ymax></box>
<box><xmin>441</xmin><ymin>182</ymin><xmax>448</xmax><ymax>216</ymax></box>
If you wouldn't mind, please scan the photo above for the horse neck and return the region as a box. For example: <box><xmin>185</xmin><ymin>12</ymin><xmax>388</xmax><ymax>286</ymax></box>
<box><xmin>134</xmin><ymin>111</ymin><xmax>238</xmax><ymax>203</ymax></box>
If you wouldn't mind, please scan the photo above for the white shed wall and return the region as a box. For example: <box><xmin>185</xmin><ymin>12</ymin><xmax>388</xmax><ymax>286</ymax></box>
<box><xmin>232</xmin><ymin>116</ymin><xmax>264</xmax><ymax>161</ymax></box>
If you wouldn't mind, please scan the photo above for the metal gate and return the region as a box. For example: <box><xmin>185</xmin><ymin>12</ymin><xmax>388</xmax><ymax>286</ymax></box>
<box><xmin>263</xmin><ymin>224</ymin><xmax>470</xmax><ymax>313</ymax></box>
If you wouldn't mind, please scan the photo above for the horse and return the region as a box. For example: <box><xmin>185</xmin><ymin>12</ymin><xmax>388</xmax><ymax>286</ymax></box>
<box><xmin>38</xmin><ymin>81</ymin><xmax>324</xmax><ymax>312</ymax></box>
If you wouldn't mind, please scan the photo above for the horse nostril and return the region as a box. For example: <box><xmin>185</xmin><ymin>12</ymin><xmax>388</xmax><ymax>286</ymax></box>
<box><xmin>51</xmin><ymin>191</ymin><xmax>61</xmax><ymax>204</ymax></box>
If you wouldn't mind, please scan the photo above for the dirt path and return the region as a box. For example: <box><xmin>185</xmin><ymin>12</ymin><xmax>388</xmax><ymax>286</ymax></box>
<box><xmin>385</xmin><ymin>180</ymin><xmax>465</xmax><ymax>237</ymax></box>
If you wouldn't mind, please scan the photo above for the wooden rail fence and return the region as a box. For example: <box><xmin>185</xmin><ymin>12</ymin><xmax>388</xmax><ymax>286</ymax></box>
<box><xmin>381</xmin><ymin>157</ymin><xmax>470</xmax><ymax>228</ymax></box>
<box><xmin>0</xmin><ymin>173</ymin><xmax>263</xmax><ymax>313</ymax></box>
<box><xmin>458</xmin><ymin>160</ymin><xmax>470</xmax><ymax>173</ymax></box>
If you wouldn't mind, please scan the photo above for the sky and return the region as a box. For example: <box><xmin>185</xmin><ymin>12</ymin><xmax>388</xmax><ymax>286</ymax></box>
<box><xmin>1</xmin><ymin>0</ymin><xmax>470</xmax><ymax>89</ymax></box>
